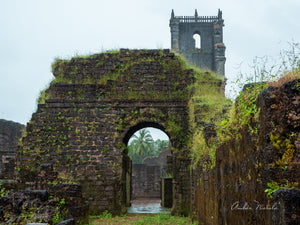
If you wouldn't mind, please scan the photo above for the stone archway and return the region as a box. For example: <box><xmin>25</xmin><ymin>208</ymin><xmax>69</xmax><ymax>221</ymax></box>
<box><xmin>15</xmin><ymin>49</ymin><xmax>194</xmax><ymax>215</ymax></box>
<box><xmin>121</xmin><ymin>121</ymin><xmax>173</xmax><ymax>210</ymax></box>
<box><xmin>123</xmin><ymin>121</ymin><xmax>169</xmax><ymax>146</ymax></box>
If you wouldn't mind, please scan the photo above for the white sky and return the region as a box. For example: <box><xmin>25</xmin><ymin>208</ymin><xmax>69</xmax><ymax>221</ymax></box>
<box><xmin>0</xmin><ymin>0</ymin><xmax>299</xmax><ymax>125</ymax></box>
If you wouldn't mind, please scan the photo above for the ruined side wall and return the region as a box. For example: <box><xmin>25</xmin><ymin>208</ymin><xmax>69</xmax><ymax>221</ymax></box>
<box><xmin>0</xmin><ymin>119</ymin><xmax>24</xmax><ymax>178</ymax></box>
<box><xmin>194</xmin><ymin>80</ymin><xmax>300</xmax><ymax>224</ymax></box>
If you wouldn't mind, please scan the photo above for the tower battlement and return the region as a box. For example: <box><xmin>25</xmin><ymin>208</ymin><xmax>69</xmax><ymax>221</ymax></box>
<box><xmin>170</xmin><ymin>9</ymin><xmax>226</xmax><ymax>76</ymax></box>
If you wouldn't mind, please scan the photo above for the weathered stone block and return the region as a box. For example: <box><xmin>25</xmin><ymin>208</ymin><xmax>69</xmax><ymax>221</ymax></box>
<box><xmin>272</xmin><ymin>189</ymin><xmax>300</xmax><ymax>225</ymax></box>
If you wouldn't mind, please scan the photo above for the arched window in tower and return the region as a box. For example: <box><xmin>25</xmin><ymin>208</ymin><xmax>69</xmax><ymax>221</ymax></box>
<box><xmin>193</xmin><ymin>33</ymin><xmax>201</xmax><ymax>49</ymax></box>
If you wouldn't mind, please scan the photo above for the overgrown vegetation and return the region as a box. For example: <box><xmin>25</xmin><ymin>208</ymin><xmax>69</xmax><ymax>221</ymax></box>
<box><xmin>128</xmin><ymin>128</ymin><xmax>169</xmax><ymax>164</ymax></box>
<box><xmin>265</xmin><ymin>181</ymin><xmax>297</xmax><ymax>198</ymax></box>
<box><xmin>33</xmin><ymin>44</ymin><xmax>300</xmax><ymax>198</ymax></box>
<box><xmin>37</xmin><ymin>48</ymin><xmax>226</xmax><ymax>163</ymax></box>
<box><xmin>190</xmin><ymin>43</ymin><xmax>300</xmax><ymax>198</ymax></box>
<box><xmin>37</xmin><ymin>84</ymin><xmax>50</xmax><ymax>104</ymax></box>
<box><xmin>0</xmin><ymin>182</ymin><xmax>9</xmax><ymax>198</ymax></box>
<box><xmin>0</xmin><ymin>192</ymin><xmax>67</xmax><ymax>225</ymax></box>
<box><xmin>189</xmin><ymin>42</ymin><xmax>300</xmax><ymax>169</ymax></box>
<box><xmin>185</xmin><ymin>64</ymin><xmax>227</xmax><ymax>169</ymax></box>
<box><xmin>89</xmin><ymin>212</ymin><xmax>198</xmax><ymax>225</ymax></box>
<box><xmin>217</xmin><ymin>42</ymin><xmax>299</xmax><ymax>145</ymax></box>
<box><xmin>216</xmin><ymin>83</ymin><xmax>262</xmax><ymax>144</ymax></box>
<box><xmin>39</xmin><ymin>48</ymin><xmax>225</xmax><ymax>104</ymax></box>
<box><xmin>37</xmin><ymin>48</ymin><xmax>226</xmax><ymax>169</ymax></box>
<box><xmin>270</xmin><ymin>132</ymin><xmax>297</xmax><ymax>168</ymax></box>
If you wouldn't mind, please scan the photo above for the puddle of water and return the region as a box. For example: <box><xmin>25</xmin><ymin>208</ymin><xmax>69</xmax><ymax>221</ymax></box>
<box><xmin>127</xmin><ymin>198</ymin><xmax>171</xmax><ymax>214</ymax></box>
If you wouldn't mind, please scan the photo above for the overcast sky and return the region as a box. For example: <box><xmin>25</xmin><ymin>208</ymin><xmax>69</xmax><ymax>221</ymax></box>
<box><xmin>0</xmin><ymin>0</ymin><xmax>299</xmax><ymax>125</ymax></box>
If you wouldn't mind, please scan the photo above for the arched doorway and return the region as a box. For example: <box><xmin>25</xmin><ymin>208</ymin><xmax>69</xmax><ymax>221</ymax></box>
<box><xmin>193</xmin><ymin>33</ymin><xmax>201</xmax><ymax>49</ymax></box>
<box><xmin>122</xmin><ymin>122</ymin><xmax>173</xmax><ymax>213</ymax></box>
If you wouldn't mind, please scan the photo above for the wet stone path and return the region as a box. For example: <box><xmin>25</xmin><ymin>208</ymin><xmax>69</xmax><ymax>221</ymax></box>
<box><xmin>127</xmin><ymin>198</ymin><xmax>171</xmax><ymax>214</ymax></box>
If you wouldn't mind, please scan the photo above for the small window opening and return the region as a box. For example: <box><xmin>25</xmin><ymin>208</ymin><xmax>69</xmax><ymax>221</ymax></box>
<box><xmin>193</xmin><ymin>34</ymin><xmax>201</xmax><ymax>49</ymax></box>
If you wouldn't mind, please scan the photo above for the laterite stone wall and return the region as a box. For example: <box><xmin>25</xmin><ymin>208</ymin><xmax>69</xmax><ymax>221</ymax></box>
<box><xmin>15</xmin><ymin>49</ymin><xmax>196</xmax><ymax>215</ymax></box>
<box><xmin>194</xmin><ymin>80</ymin><xmax>300</xmax><ymax>225</ymax></box>
<box><xmin>0</xmin><ymin>119</ymin><xmax>24</xmax><ymax>179</ymax></box>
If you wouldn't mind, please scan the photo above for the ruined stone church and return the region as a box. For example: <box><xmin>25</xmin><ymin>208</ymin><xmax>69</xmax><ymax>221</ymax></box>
<box><xmin>0</xmin><ymin>9</ymin><xmax>299</xmax><ymax>225</ymax></box>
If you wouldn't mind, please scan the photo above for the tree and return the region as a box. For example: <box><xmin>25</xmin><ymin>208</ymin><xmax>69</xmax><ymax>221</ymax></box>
<box><xmin>128</xmin><ymin>128</ymin><xmax>154</xmax><ymax>163</ymax></box>
<box><xmin>154</xmin><ymin>139</ymin><xmax>169</xmax><ymax>154</ymax></box>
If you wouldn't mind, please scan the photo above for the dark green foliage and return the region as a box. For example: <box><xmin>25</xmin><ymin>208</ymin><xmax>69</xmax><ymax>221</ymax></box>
<box><xmin>128</xmin><ymin>128</ymin><xmax>169</xmax><ymax>164</ymax></box>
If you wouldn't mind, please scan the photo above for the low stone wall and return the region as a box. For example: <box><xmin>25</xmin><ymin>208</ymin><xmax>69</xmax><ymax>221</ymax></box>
<box><xmin>0</xmin><ymin>185</ymin><xmax>88</xmax><ymax>224</ymax></box>
<box><xmin>132</xmin><ymin>164</ymin><xmax>161</xmax><ymax>199</ymax></box>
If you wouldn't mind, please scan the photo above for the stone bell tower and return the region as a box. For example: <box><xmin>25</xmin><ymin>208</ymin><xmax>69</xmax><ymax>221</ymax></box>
<box><xmin>170</xmin><ymin>9</ymin><xmax>226</xmax><ymax>76</ymax></box>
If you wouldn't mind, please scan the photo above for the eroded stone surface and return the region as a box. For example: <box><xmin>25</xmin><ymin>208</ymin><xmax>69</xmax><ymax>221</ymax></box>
<box><xmin>0</xmin><ymin>119</ymin><xmax>24</xmax><ymax>179</ymax></box>
<box><xmin>15</xmin><ymin>49</ymin><xmax>202</xmax><ymax>216</ymax></box>
<box><xmin>194</xmin><ymin>79</ymin><xmax>300</xmax><ymax>225</ymax></box>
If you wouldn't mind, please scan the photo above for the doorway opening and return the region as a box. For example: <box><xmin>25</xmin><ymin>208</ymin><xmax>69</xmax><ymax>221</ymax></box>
<box><xmin>193</xmin><ymin>33</ymin><xmax>201</xmax><ymax>49</ymax></box>
<box><xmin>123</xmin><ymin>124</ymin><xmax>173</xmax><ymax>213</ymax></box>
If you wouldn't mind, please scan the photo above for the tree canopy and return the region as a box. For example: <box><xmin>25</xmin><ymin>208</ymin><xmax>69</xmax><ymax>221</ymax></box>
<box><xmin>128</xmin><ymin>128</ymin><xmax>169</xmax><ymax>164</ymax></box>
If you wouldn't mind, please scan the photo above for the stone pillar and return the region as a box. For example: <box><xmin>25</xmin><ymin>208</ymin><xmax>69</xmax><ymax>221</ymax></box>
<box><xmin>169</xmin><ymin>17</ymin><xmax>180</xmax><ymax>51</ymax></box>
<box><xmin>214</xmin><ymin>43</ymin><xmax>226</xmax><ymax>76</ymax></box>
<box><xmin>213</xmin><ymin>11</ymin><xmax>225</xmax><ymax>77</ymax></box>
<box><xmin>171</xmin><ymin>154</ymin><xmax>192</xmax><ymax>216</ymax></box>
<box><xmin>162</xmin><ymin>178</ymin><xmax>173</xmax><ymax>208</ymax></box>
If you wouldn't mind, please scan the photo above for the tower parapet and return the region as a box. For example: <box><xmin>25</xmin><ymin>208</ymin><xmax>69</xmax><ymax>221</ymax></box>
<box><xmin>170</xmin><ymin>9</ymin><xmax>226</xmax><ymax>76</ymax></box>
